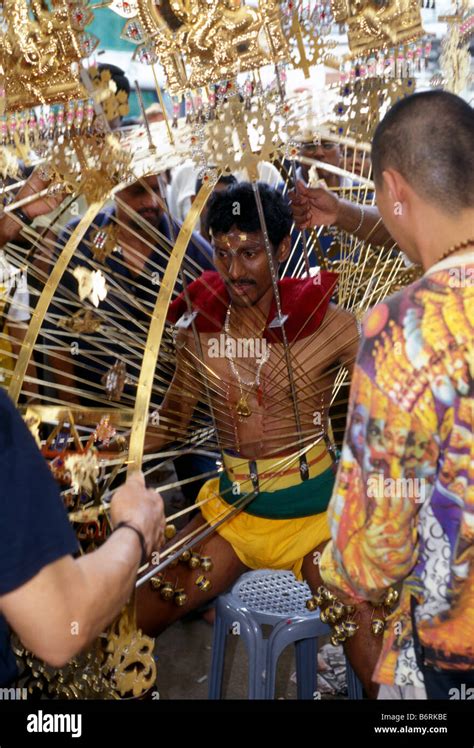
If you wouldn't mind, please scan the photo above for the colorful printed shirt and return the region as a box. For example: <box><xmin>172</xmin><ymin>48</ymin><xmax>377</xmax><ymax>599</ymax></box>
<box><xmin>320</xmin><ymin>254</ymin><xmax>474</xmax><ymax>687</ymax></box>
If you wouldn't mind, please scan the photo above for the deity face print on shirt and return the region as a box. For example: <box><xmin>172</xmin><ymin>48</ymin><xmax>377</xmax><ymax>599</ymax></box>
<box><xmin>348</xmin><ymin>403</ymin><xmax>369</xmax><ymax>462</ymax></box>
<box><xmin>364</xmin><ymin>417</ymin><xmax>389</xmax><ymax>475</ymax></box>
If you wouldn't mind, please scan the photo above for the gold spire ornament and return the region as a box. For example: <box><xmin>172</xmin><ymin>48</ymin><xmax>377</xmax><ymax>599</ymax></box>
<box><xmin>331</xmin><ymin>0</ymin><xmax>424</xmax><ymax>56</ymax></box>
<box><xmin>0</xmin><ymin>0</ymin><xmax>94</xmax><ymax>113</ymax></box>
<box><xmin>287</xmin><ymin>10</ymin><xmax>338</xmax><ymax>78</ymax></box>
<box><xmin>88</xmin><ymin>65</ymin><xmax>130</xmax><ymax>122</ymax></box>
<box><xmin>118</xmin><ymin>0</ymin><xmax>288</xmax><ymax>93</ymax></box>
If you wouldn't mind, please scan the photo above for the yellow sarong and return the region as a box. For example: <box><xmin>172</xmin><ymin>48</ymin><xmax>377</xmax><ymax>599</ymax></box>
<box><xmin>197</xmin><ymin>445</ymin><xmax>332</xmax><ymax>580</ymax></box>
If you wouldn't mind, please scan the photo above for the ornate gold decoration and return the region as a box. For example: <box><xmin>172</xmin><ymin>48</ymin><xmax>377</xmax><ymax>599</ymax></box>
<box><xmin>130</xmin><ymin>0</ymin><xmax>288</xmax><ymax>93</ymax></box>
<box><xmin>91</xmin><ymin>224</ymin><xmax>121</xmax><ymax>264</ymax></box>
<box><xmin>101</xmin><ymin>360</ymin><xmax>129</xmax><ymax>402</ymax></box>
<box><xmin>287</xmin><ymin>11</ymin><xmax>338</xmax><ymax>78</ymax></box>
<box><xmin>58</xmin><ymin>308</ymin><xmax>102</xmax><ymax>333</ymax></box>
<box><xmin>201</xmin><ymin>96</ymin><xmax>294</xmax><ymax>182</ymax></box>
<box><xmin>331</xmin><ymin>0</ymin><xmax>424</xmax><ymax>56</ymax></box>
<box><xmin>65</xmin><ymin>450</ymin><xmax>100</xmax><ymax>493</ymax></box>
<box><xmin>104</xmin><ymin>605</ymin><xmax>157</xmax><ymax>698</ymax></box>
<box><xmin>333</xmin><ymin>76</ymin><xmax>416</xmax><ymax>141</ymax></box>
<box><xmin>51</xmin><ymin>133</ymin><xmax>132</xmax><ymax>203</ymax></box>
<box><xmin>13</xmin><ymin>603</ymin><xmax>157</xmax><ymax>699</ymax></box>
<box><xmin>88</xmin><ymin>64</ymin><xmax>130</xmax><ymax>122</ymax></box>
<box><xmin>0</xmin><ymin>0</ymin><xmax>93</xmax><ymax>113</ymax></box>
<box><xmin>72</xmin><ymin>266</ymin><xmax>108</xmax><ymax>307</ymax></box>
<box><xmin>94</xmin><ymin>415</ymin><xmax>117</xmax><ymax>445</ymax></box>
<box><xmin>437</xmin><ymin>11</ymin><xmax>471</xmax><ymax>94</ymax></box>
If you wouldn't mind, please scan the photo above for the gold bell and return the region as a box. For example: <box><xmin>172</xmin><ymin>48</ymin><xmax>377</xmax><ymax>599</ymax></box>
<box><xmin>343</xmin><ymin>620</ymin><xmax>359</xmax><ymax>637</ymax></box>
<box><xmin>306</xmin><ymin>597</ymin><xmax>318</xmax><ymax>612</ymax></box>
<box><xmin>179</xmin><ymin>549</ymin><xmax>191</xmax><ymax>563</ymax></box>
<box><xmin>371</xmin><ymin>618</ymin><xmax>385</xmax><ymax>636</ymax></box>
<box><xmin>313</xmin><ymin>593</ymin><xmax>324</xmax><ymax>607</ymax></box>
<box><xmin>320</xmin><ymin>608</ymin><xmax>329</xmax><ymax>624</ymax></box>
<box><xmin>160</xmin><ymin>582</ymin><xmax>175</xmax><ymax>601</ymax></box>
<box><xmin>195</xmin><ymin>575</ymin><xmax>212</xmax><ymax>592</ymax></box>
<box><xmin>165</xmin><ymin>524</ymin><xmax>177</xmax><ymax>539</ymax></box>
<box><xmin>316</xmin><ymin>585</ymin><xmax>327</xmax><ymax>598</ymax></box>
<box><xmin>333</xmin><ymin>601</ymin><xmax>345</xmax><ymax>619</ymax></box>
<box><xmin>324</xmin><ymin>589</ymin><xmax>336</xmax><ymax>603</ymax></box>
<box><xmin>188</xmin><ymin>553</ymin><xmax>201</xmax><ymax>570</ymax></box>
<box><xmin>334</xmin><ymin>623</ymin><xmax>346</xmax><ymax>638</ymax></box>
<box><xmin>345</xmin><ymin>605</ymin><xmax>355</xmax><ymax>615</ymax></box>
<box><xmin>327</xmin><ymin>606</ymin><xmax>337</xmax><ymax>624</ymax></box>
<box><xmin>150</xmin><ymin>574</ymin><xmax>164</xmax><ymax>591</ymax></box>
<box><xmin>168</xmin><ymin>558</ymin><xmax>179</xmax><ymax>568</ymax></box>
<box><xmin>384</xmin><ymin>588</ymin><xmax>399</xmax><ymax>608</ymax></box>
<box><xmin>330</xmin><ymin>634</ymin><xmax>340</xmax><ymax>647</ymax></box>
<box><xmin>200</xmin><ymin>556</ymin><xmax>213</xmax><ymax>572</ymax></box>
<box><xmin>174</xmin><ymin>589</ymin><xmax>188</xmax><ymax>607</ymax></box>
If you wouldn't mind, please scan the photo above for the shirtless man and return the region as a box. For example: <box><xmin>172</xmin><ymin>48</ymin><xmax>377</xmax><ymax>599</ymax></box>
<box><xmin>138</xmin><ymin>182</ymin><xmax>381</xmax><ymax>695</ymax></box>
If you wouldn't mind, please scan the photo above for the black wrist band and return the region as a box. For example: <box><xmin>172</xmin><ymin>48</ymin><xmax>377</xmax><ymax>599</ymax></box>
<box><xmin>114</xmin><ymin>522</ymin><xmax>148</xmax><ymax>565</ymax></box>
<box><xmin>13</xmin><ymin>208</ymin><xmax>33</xmax><ymax>226</ymax></box>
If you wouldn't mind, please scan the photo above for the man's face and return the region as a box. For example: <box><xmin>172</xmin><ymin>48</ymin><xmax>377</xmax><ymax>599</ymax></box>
<box><xmin>115</xmin><ymin>175</ymin><xmax>163</xmax><ymax>233</ymax></box>
<box><xmin>299</xmin><ymin>140</ymin><xmax>341</xmax><ymax>185</ymax></box>
<box><xmin>212</xmin><ymin>228</ymin><xmax>283</xmax><ymax>307</ymax></box>
<box><xmin>344</xmin><ymin>147</ymin><xmax>371</xmax><ymax>179</ymax></box>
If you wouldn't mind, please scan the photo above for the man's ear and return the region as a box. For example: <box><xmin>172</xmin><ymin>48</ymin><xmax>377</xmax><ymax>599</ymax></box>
<box><xmin>382</xmin><ymin>169</ymin><xmax>409</xmax><ymax>208</ymax></box>
<box><xmin>276</xmin><ymin>235</ymin><xmax>291</xmax><ymax>263</ymax></box>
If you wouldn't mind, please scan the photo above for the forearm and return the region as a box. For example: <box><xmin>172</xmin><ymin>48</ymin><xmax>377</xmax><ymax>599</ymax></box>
<box><xmin>0</xmin><ymin>529</ymin><xmax>142</xmax><ymax>667</ymax></box>
<box><xmin>336</xmin><ymin>200</ymin><xmax>392</xmax><ymax>246</ymax></box>
<box><xmin>71</xmin><ymin>528</ymin><xmax>142</xmax><ymax>644</ymax></box>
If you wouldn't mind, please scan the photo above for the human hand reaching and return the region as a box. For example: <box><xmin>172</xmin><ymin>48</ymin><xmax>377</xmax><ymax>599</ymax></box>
<box><xmin>289</xmin><ymin>179</ymin><xmax>341</xmax><ymax>229</ymax></box>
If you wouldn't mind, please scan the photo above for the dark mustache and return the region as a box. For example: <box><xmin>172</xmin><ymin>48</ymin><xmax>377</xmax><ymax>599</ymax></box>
<box><xmin>228</xmin><ymin>280</ymin><xmax>256</xmax><ymax>286</ymax></box>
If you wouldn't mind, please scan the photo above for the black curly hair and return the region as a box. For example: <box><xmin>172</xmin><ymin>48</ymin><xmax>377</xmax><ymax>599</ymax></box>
<box><xmin>206</xmin><ymin>181</ymin><xmax>292</xmax><ymax>250</ymax></box>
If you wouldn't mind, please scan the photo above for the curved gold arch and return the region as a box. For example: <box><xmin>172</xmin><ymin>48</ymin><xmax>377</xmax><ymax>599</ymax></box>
<box><xmin>127</xmin><ymin>178</ymin><xmax>214</xmax><ymax>474</ymax></box>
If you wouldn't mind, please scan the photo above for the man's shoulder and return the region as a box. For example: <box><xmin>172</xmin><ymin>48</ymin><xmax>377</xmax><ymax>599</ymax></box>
<box><xmin>61</xmin><ymin>206</ymin><xmax>116</xmax><ymax>246</ymax></box>
<box><xmin>276</xmin><ymin>272</ymin><xmax>339</xmax><ymax>342</ymax></box>
<box><xmin>360</xmin><ymin>277</ymin><xmax>425</xmax><ymax>336</ymax></box>
<box><xmin>167</xmin><ymin>271</ymin><xmax>226</xmax><ymax>330</ymax></box>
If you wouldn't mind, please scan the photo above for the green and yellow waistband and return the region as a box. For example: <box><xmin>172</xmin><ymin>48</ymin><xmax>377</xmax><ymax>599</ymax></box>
<box><xmin>219</xmin><ymin>444</ymin><xmax>335</xmax><ymax>519</ymax></box>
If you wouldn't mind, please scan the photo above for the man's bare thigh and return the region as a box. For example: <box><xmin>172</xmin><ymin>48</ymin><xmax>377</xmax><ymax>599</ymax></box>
<box><xmin>137</xmin><ymin>513</ymin><xmax>249</xmax><ymax>636</ymax></box>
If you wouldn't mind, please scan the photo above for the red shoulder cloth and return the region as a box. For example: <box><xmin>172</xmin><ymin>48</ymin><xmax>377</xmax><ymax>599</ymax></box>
<box><xmin>167</xmin><ymin>270</ymin><xmax>338</xmax><ymax>343</ymax></box>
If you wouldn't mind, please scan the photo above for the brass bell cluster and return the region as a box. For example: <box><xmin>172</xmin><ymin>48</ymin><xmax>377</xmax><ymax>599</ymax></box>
<box><xmin>177</xmin><ymin>549</ymin><xmax>214</xmax><ymax>572</ymax></box>
<box><xmin>306</xmin><ymin>586</ymin><xmax>358</xmax><ymax>646</ymax></box>
<box><xmin>306</xmin><ymin>585</ymin><xmax>399</xmax><ymax>646</ymax></box>
<box><xmin>370</xmin><ymin>587</ymin><xmax>400</xmax><ymax>637</ymax></box>
<box><xmin>150</xmin><ymin>574</ymin><xmax>189</xmax><ymax>607</ymax></box>
<box><xmin>149</xmin><ymin>550</ymin><xmax>214</xmax><ymax>606</ymax></box>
